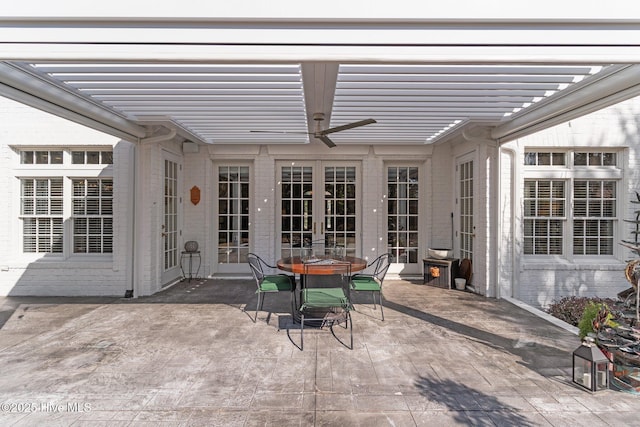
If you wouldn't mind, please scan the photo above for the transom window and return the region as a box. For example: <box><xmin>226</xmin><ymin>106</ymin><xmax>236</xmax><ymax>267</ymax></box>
<box><xmin>20</xmin><ymin>150</ymin><xmax>63</xmax><ymax>164</ymax></box>
<box><xmin>72</xmin><ymin>150</ymin><xmax>113</xmax><ymax>165</ymax></box>
<box><xmin>524</xmin><ymin>151</ymin><xmax>566</xmax><ymax>166</ymax></box>
<box><xmin>574</xmin><ymin>152</ymin><xmax>616</xmax><ymax>166</ymax></box>
<box><xmin>20</xmin><ymin>149</ymin><xmax>113</xmax><ymax>165</ymax></box>
<box><xmin>523</xmin><ymin>149</ymin><xmax>620</xmax><ymax>257</ymax></box>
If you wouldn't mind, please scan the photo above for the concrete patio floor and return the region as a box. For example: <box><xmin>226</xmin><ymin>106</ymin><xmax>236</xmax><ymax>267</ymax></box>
<box><xmin>0</xmin><ymin>278</ymin><xmax>637</xmax><ymax>426</ymax></box>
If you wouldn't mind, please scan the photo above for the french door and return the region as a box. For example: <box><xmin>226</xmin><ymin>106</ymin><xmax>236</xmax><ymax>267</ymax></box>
<box><xmin>387</xmin><ymin>165</ymin><xmax>421</xmax><ymax>275</ymax></box>
<box><xmin>215</xmin><ymin>164</ymin><xmax>251</xmax><ymax>274</ymax></box>
<box><xmin>457</xmin><ymin>154</ymin><xmax>474</xmax><ymax>261</ymax></box>
<box><xmin>277</xmin><ymin>161</ymin><xmax>360</xmax><ymax>259</ymax></box>
<box><xmin>161</xmin><ymin>151</ymin><xmax>182</xmax><ymax>284</ymax></box>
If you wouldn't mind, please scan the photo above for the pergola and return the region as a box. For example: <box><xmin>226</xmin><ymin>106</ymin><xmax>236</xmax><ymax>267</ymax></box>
<box><xmin>2</xmin><ymin>3</ymin><xmax>640</xmax><ymax>147</ymax></box>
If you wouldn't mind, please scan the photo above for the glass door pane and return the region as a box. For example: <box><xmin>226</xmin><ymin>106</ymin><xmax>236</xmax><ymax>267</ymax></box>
<box><xmin>387</xmin><ymin>166</ymin><xmax>419</xmax><ymax>264</ymax></box>
<box><xmin>459</xmin><ymin>159</ymin><xmax>474</xmax><ymax>260</ymax></box>
<box><xmin>161</xmin><ymin>151</ymin><xmax>182</xmax><ymax>285</ymax></box>
<box><xmin>324</xmin><ymin>166</ymin><xmax>357</xmax><ymax>257</ymax></box>
<box><xmin>217</xmin><ymin>166</ymin><xmax>250</xmax><ymax>264</ymax></box>
<box><xmin>163</xmin><ymin>158</ymin><xmax>178</xmax><ymax>271</ymax></box>
<box><xmin>280</xmin><ymin>165</ymin><xmax>314</xmax><ymax>259</ymax></box>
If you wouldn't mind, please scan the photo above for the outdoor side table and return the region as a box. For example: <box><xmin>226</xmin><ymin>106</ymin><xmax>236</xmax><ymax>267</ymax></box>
<box><xmin>180</xmin><ymin>250</ymin><xmax>201</xmax><ymax>282</ymax></box>
<box><xmin>423</xmin><ymin>257</ymin><xmax>459</xmax><ymax>289</ymax></box>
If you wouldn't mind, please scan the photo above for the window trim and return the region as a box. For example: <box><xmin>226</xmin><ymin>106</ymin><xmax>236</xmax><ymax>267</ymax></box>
<box><xmin>522</xmin><ymin>148</ymin><xmax>623</xmax><ymax>262</ymax></box>
<box><xmin>14</xmin><ymin>147</ymin><xmax>114</xmax><ymax>261</ymax></box>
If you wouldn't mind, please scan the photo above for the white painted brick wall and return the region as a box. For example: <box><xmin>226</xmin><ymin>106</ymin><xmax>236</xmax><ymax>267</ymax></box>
<box><xmin>253</xmin><ymin>153</ymin><xmax>276</xmax><ymax>267</ymax></box>
<box><xmin>430</xmin><ymin>144</ymin><xmax>455</xmax><ymax>250</ymax></box>
<box><xmin>360</xmin><ymin>154</ymin><xmax>385</xmax><ymax>263</ymax></box>
<box><xmin>182</xmin><ymin>148</ymin><xmax>211</xmax><ymax>276</ymax></box>
<box><xmin>508</xmin><ymin>96</ymin><xmax>640</xmax><ymax>308</ymax></box>
<box><xmin>0</xmin><ymin>96</ymin><xmax>130</xmax><ymax>296</ymax></box>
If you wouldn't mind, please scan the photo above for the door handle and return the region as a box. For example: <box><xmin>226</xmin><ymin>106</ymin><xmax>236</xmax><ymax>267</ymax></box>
<box><xmin>321</xmin><ymin>222</ymin><xmax>324</xmax><ymax>234</ymax></box>
<box><xmin>313</xmin><ymin>222</ymin><xmax>316</xmax><ymax>234</ymax></box>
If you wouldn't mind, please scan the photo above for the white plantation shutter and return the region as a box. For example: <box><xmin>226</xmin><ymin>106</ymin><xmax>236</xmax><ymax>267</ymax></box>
<box><xmin>573</xmin><ymin>180</ymin><xmax>616</xmax><ymax>255</ymax></box>
<box><xmin>72</xmin><ymin>178</ymin><xmax>113</xmax><ymax>253</ymax></box>
<box><xmin>21</xmin><ymin>178</ymin><xmax>64</xmax><ymax>253</ymax></box>
<box><xmin>523</xmin><ymin>180</ymin><xmax>565</xmax><ymax>255</ymax></box>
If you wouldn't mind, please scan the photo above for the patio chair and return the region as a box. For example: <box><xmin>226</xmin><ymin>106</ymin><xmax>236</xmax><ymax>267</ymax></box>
<box><xmin>350</xmin><ymin>253</ymin><xmax>391</xmax><ymax>320</ymax></box>
<box><xmin>247</xmin><ymin>253</ymin><xmax>296</xmax><ymax>323</ymax></box>
<box><xmin>299</xmin><ymin>261</ymin><xmax>353</xmax><ymax>350</ymax></box>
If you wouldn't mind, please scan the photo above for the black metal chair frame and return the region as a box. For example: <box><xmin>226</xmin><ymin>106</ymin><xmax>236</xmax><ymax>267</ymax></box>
<box><xmin>247</xmin><ymin>253</ymin><xmax>296</xmax><ymax>323</ymax></box>
<box><xmin>350</xmin><ymin>253</ymin><xmax>391</xmax><ymax>321</ymax></box>
<box><xmin>299</xmin><ymin>261</ymin><xmax>353</xmax><ymax>350</ymax></box>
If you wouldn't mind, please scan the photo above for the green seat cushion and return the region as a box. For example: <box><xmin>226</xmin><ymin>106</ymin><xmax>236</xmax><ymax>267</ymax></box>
<box><xmin>259</xmin><ymin>275</ymin><xmax>294</xmax><ymax>292</ymax></box>
<box><xmin>351</xmin><ymin>275</ymin><xmax>381</xmax><ymax>291</ymax></box>
<box><xmin>301</xmin><ymin>288</ymin><xmax>349</xmax><ymax>309</ymax></box>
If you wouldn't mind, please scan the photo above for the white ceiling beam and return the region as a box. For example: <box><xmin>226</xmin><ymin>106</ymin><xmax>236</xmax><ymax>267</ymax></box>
<box><xmin>3</xmin><ymin>44</ymin><xmax>640</xmax><ymax>64</ymax></box>
<box><xmin>0</xmin><ymin>1</ymin><xmax>638</xmax><ymax>20</ymax></box>
<box><xmin>301</xmin><ymin>62</ymin><xmax>339</xmax><ymax>128</ymax></box>
<box><xmin>2</xmin><ymin>22</ymin><xmax>640</xmax><ymax>46</ymax></box>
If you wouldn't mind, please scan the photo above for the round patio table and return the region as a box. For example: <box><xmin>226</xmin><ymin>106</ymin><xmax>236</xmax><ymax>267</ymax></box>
<box><xmin>277</xmin><ymin>255</ymin><xmax>368</xmax><ymax>275</ymax></box>
<box><xmin>277</xmin><ymin>255</ymin><xmax>368</xmax><ymax>326</ymax></box>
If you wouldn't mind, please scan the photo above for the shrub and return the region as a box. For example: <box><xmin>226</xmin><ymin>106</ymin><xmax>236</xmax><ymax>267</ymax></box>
<box><xmin>577</xmin><ymin>301</ymin><xmax>617</xmax><ymax>339</ymax></box>
<box><xmin>545</xmin><ymin>296</ymin><xmax>617</xmax><ymax>327</ymax></box>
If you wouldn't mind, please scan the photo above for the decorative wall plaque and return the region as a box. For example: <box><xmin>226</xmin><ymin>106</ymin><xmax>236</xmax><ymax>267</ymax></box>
<box><xmin>190</xmin><ymin>185</ymin><xmax>201</xmax><ymax>205</ymax></box>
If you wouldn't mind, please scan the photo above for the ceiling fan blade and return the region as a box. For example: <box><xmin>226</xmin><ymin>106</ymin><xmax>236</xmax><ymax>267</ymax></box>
<box><xmin>321</xmin><ymin>118</ymin><xmax>376</xmax><ymax>135</ymax></box>
<box><xmin>249</xmin><ymin>130</ymin><xmax>311</xmax><ymax>135</ymax></box>
<box><xmin>318</xmin><ymin>135</ymin><xmax>336</xmax><ymax>148</ymax></box>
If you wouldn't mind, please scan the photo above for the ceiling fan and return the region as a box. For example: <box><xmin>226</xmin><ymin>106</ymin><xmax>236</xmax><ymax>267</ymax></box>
<box><xmin>250</xmin><ymin>112</ymin><xmax>376</xmax><ymax>148</ymax></box>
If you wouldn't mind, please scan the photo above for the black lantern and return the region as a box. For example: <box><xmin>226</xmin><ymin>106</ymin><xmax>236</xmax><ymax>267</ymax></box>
<box><xmin>572</xmin><ymin>336</ymin><xmax>609</xmax><ymax>392</ymax></box>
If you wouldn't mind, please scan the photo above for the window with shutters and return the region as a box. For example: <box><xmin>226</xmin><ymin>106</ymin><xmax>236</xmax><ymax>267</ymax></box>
<box><xmin>523</xmin><ymin>150</ymin><xmax>620</xmax><ymax>257</ymax></box>
<box><xmin>17</xmin><ymin>148</ymin><xmax>114</xmax><ymax>256</ymax></box>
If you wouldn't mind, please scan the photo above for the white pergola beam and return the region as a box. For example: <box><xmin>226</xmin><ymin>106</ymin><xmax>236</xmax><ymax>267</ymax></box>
<box><xmin>3</xmin><ymin>44</ymin><xmax>640</xmax><ymax>64</ymax></box>
<box><xmin>0</xmin><ymin>1</ymin><xmax>637</xmax><ymax>20</ymax></box>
